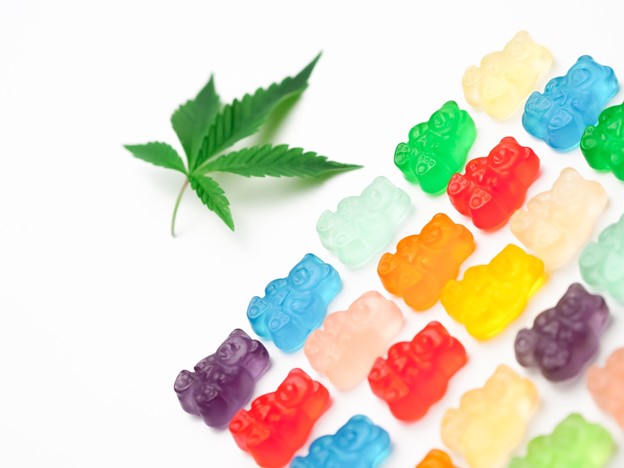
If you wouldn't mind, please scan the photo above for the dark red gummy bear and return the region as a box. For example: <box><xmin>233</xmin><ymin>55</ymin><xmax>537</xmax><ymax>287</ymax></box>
<box><xmin>447</xmin><ymin>136</ymin><xmax>540</xmax><ymax>230</ymax></box>
<box><xmin>368</xmin><ymin>321</ymin><xmax>467</xmax><ymax>421</ymax></box>
<box><xmin>229</xmin><ymin>368</ymin><xmax>331</xmax><ymax>468</ymax></box>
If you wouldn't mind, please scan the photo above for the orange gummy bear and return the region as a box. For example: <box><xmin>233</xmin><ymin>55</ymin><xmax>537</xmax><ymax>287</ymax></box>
<box><xmin>378</xmin><ymin>213</ymin><xmax>475</xmax><ymax>311</ymax></box>
<box><xmin>416</xmin><ymin>449</ymin><xmax>458</xmax><ymax>468</ymax></box>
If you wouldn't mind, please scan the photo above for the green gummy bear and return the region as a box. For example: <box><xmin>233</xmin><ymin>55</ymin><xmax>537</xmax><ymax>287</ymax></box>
<box><xmin>509</xmin><ymin>413</ymin><xmax>614</xmax><ymax>468</ymax></box>
<box><xmin>394</xmin><ymin>100</ymin><xmax>476</xmax><ymax>195</ymax></box>
<box><xmin>581</xmin><ymin>101</ymin><xmax>624</xmax><ymax>180</ymax></box>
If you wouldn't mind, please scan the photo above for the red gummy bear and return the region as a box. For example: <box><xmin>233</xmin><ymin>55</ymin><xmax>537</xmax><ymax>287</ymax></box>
<box><xmin>229</xmin><ymin>368</ymin><xmax>331</xmax><ymax>468</ymax></box>
<box><xmin>368</xmin><ymin>321</ymin><xmax>467</xmax><ymax>421</ymax></box>
<box><xmin>447</xmin><ymin>136</ymin><xmax>540</xmax><ymax>230</ymax></box>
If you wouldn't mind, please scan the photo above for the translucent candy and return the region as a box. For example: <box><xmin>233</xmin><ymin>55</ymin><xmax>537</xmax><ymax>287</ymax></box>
<box><xmin>317</xmin><ymin>176</ymin><xmax>411</xmax><ymax>268</ymax></box>
<box><xmin>515</xmin><ymin>283</ymin><xmax>609</xmax><ymax>382</ymax></box>
<box><xmin>305</xmin><ymin>290</ymin><xmax>403</xmax><ymax>390</ymax></box>
<box><xmin>581</xmin><ymin>101</ymin><xmax>624</xmax><ymax>180</ymax></box>
<box><xmin>588</xmin><ymin>347</ymin><xmax>624</xmax><ymax>428</ymax></box>
<box><xmin>247</xmin><ymin>253</ymin><xmax>342</xmax><ymax>352</ymax></box>
<box><xmin>441</xmin><ymin>365</ymin><xmax>539</xmax><ymax>468</ymax></box>
<box><xmin>173</xmin><ymin>329</ymin><xmax>270</xmax><ymax>428</ymax></box>
<box><xmin>523</xmin><ymin>55</ymin><xmax>619</xmax><ymax>151</ymax></box>
<box><xmin>291</xmin><ymin>415</ymin><xmax>391</xmax><ymax>467</ymax></box>
<box><xmin>509</xmin><ymin>413</ymin><xmax>614</xmax><ymax>468</ymax></box>
<box><xmin>415</xmin><ymin>449</ymin><xmax>457</xmax><ymax>468</ymax></box>
<box><xmin>368</xmin><ymin>321</ymin><xmax>467</xmax><ymax>421</ymax></box>
<box><xmin>394</xmin><ymin>101</ymin><xmax>476</xmax><ymax>194</ymax></box>
<box><xmin>378</xmin><ymin>213</ymin><xmax>475</xmax><ymax>311</ymax></box>
<box><xmin>440</xmin><ymin>244</ymin><xmax>546</xmax><ymax>340</ymax></box>
<box><xmin>229</xmin><ymin>368</ymin><xmax>330</xmax><ymax>468</ymax></box>
<box><xmin>463</xmin><ymin>31</ymin><xmax>553</xmax><ymax>120</ymax></box>
<box><xmin>447</xmin><ymin>137</ymin><xmax>540</xmax><ymax>230</ymax></box>
<box><xmin>510</xmin><ymin>167</ymin><xmax>608</xmax><ymax>269</ymax></box>
<box><xmin>579</xmin><ymin>214</ymin><xmax>624</xmax><ymax>303</ymax></box>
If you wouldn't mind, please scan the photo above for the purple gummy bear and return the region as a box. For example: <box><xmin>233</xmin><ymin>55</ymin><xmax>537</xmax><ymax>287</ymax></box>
<box><xmin>174</xmin><ymin>329</ymin><xmax>270</xmax><ymax>428</ymax></box>
<box><xmin>515</xmin><ymin>283</ymin><xmax>609</xmax><ymax>382</ymax></box>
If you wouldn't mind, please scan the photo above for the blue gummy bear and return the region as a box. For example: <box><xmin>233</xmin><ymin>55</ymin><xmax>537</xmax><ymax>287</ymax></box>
<box><xmin>291</xmin><ymin>415</ymin><xmax>391</xmax><ymax>468</ymax></box>
<box><xmin>247</xmin><ymin>253</ymin><xmax>342</xmax><ymax>352</ymax></box>
<box><xmin>523</xmin><ymin>55</ymin><xmax>619</xmax><ymax>151</ymax></box>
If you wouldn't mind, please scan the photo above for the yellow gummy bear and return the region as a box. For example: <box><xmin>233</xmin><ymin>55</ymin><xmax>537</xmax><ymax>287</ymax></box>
<box><xmin>440</xmin><ymin>244</ymin><xmax>546</xmax><ymax>340</ymax></box>
<box><xmin>441</xmin><ymin>365</ymin><xmax>539</xmax><ymax>468</ymax></box>
<box><xmin>462</xmin><ymin>31</ymin><xmax>553</xmax><ymax>120</ymax></box>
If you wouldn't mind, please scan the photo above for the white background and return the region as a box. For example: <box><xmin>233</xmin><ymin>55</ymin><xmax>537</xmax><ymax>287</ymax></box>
<box><xmin>3</xmin><ymin>1</ymin><xmax>624</xmax><ymax>466</ymax></box>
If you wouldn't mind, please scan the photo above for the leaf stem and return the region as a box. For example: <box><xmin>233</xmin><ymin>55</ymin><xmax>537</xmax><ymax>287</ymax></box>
<box><xmin>171</xmin><ymin>179</ymin><xmax>189</xmax><ymax>237</ymax></box>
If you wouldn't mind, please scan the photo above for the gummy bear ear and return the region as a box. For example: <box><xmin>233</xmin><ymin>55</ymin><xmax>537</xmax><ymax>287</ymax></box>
<box><xmin>229</xmin><ymin>329</ymin><xmax>249</xmax><ymax>339</ymax></box>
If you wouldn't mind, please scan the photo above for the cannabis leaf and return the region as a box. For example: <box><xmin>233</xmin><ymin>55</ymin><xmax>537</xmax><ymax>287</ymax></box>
<box><xmin>124</xmin><ymin>53</ymin><xmax>362</xmax><ymax>236</ymax></box>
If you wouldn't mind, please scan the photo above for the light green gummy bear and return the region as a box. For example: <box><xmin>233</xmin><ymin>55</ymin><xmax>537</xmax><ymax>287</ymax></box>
<box><xmin>509</xmin><ymin>413</ymin><xmax>614</xmax><ymax>468</ymax></box>
<box><xmin>316</xmin><ymin>176</ymin><xmax>411</xmax><ymax>268</ymax></box>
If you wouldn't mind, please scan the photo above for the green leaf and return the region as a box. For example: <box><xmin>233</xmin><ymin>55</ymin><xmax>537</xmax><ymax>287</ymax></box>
<box><xmin>124</xmin><ymin>142</ymin><xmax>187</xmax><ymax>174</ymax></box>
<box><xmin>198</xmin><ymin>144</ymin><xmax>362</xmax><ymax>178</ymax></box>
<box><xmin>193</xmin><ymin>53</ymin><xmax>322</xmax><ymax>173</ymax></box>
<box><xmin>188</xmin><ymin>174</ymin><xmax>234</xmax><ymax>230</ymax></box>
<box><xmin>170</xmin><ymin>75</ymin><xmax>221</xmax><ymax>169</ymax></box>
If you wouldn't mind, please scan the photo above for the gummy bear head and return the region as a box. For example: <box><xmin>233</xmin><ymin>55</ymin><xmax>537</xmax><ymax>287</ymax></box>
<box><xmin>428</xmin><ymin>101</ymin><xmax>461</xmax><ymax>136</ymax></box>
<box><xmin>334</xmin><ymin>415</ymin><xmax>374</xmax><ymax>452</ymax></box>
<box><xmin>275</xmin><ymin>369</ymin><xmax>313</xmax><ymax>409</ymax></box>
<box><xmin>411</xmin><ymin>321</ymin><xmax>450</xmax><ymax>356</ymax></box>
<box><xmin>568</xmin><ymin>55</ymin><xmax>606</xmax><ymax>91</ymax></box>
<box><xmin>419</xmin><ymin>214</ymin><xmax>456</xmax><ymax>250</ymax></box>
<box><xmin>215</xmin><ymin>329</ymin><xmax>252</xmax><ymax>366</ymax></box>
<box><xmin>288</xmin><ymin>254</ymin><xmax>330</xmax><ymax>291</ymax></box>
<box><xmin>361</xmin><ymin>176</ymin><xmax>397</xmax><ymax>212</ymax></box>
<box><xmin>488</xmin><ymin>137</ymin><xmax>524</xmax><ymax>172</ymax></box>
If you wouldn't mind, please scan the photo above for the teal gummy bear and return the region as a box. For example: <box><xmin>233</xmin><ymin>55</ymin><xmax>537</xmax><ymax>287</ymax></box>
<box><xmin>523</xmin><ymin>55</ymin><xmax>619</xmax><ymax>151</ymax></box>
<box><xmin>317</xmin><ymin>176</ymin><xmax>411</xmax><ymax>268</ymax></box>
<box><xmin>291</xmin><ymin>415</ymin><xmax>391</xmax><ymax>467</ymax></box>
<box><xmin>581</xmin><ymin>101</ymin><xmax>624</xmax><ymax>180</ymax></box>
<box><xmin>509</xmin><ymin>413</ymin><xmax>614</xmax><ymax>468</ymax></box>
<box><xmin>394</xmin><ymin>101</ymin><xmax>476</xmax><ymax>195</ymax></box>
<box><xmin>580</xmin><ymin>214</ymin><xmax>624</xmax><ymax>304</ymax></box>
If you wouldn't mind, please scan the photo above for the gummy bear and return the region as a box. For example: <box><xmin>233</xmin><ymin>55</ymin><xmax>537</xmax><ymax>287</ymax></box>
<box><xmin>463</xmin><ymin>31</ymin><xmax>553</xmax><ymax>120</ymax></box>
<box><xmin>291</xmin><ymin>415</ymin><xmax>391</xmax><ymax>468</ymax></box>
<box><xmin>579</xmin><ymin>214</ymin><xmax>624</xmax><ymax>303</ymax></box>
<box><xmin>441</xmin><ymin>364</ymin><xmax>539</xmax><ymax>468</ymax></box>
<box><xmin>368</xmin><ymin>321</ymin><xmax>467</xmax><ymax>421</ymax></box>
<box><xmin>394</xmin><ymin>101</ymin><xmax>476</xmax><ymax>194</ymax></box>
<box><xmin>229</xmin><ymin>368</ymin><xmax>331</xmax><ymax>468</ymax></box>
<box><xmin>316</xmin><ymin>176</ymin><xmax>411</xmax><ymax>268</ymax></box>
<box><xmin>581</xmin><ymin>101</ymin><xmax>624</xmax><ymax>180</ymax></box>
<box><xmin>305</xmin><ymin>290</ymin><xmax>403</xmax><ymax>390</ymax></box>
<box><xmin>515</xmin><ymin>283</ymin><xmax>609</xmax><ymax>382</ymax></box>
<box><xmin>247</xmin><ymin>253</ymin><xmax>342</xmax><ymax>352</ymax></box>
<box><xmin>510</xmin><ymin>167</ymin><xmax>608</xmax><ymax>269</ymax></box>
<box><xmin>440</xmin><ymin>244</ymin><xmax>546</xmax><ymax>340</ymax></box>
<box><xmin>523</xmin><ymin>55</ymin><xmax>619</xmax><ymax>151</ymax></box>
<box><xmin>415</xmin><ymin>449</ymin><xmax>457</xmax><ymax>468</ymax></box>
<box><xmin>173</xmin><ymin>329</ymin><xmax>270</xmax><ymax>428</ymax></box>
<box><xmin>588</xmin><ymin>347</ymin><xmax>624</xmax><ymax>428</ymax></box>
<box><xmin>447</xmin><ymin>137</ymin><xmax>540</xmax><ymax>230</ymax></box>
<box><xmin>509</xmin><ymin>413</ymin><xmax>614</xmax><ymax>468</ymax></box>
<box><xmin>378</xmin><ymin>213</ymin><xmax>475</xmax><ymax>311</ymax></box>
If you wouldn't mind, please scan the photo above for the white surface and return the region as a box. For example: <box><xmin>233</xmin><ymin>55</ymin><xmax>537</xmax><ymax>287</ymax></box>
<box><xmin>2</xmin><ymin>1</ymin><xmax>624</xmax><ymax>466</ymax></box>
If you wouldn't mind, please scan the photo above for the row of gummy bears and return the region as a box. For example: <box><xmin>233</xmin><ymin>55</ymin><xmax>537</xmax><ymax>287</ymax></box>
<box><xmin>174</xmin><ymin>31</ymin><xmax>624</xmax><ymax>467</ymax></box>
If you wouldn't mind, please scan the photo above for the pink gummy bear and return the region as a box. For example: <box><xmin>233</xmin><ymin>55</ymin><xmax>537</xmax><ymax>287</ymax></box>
<box><xmin>587</xmin><ymin>348</ymin><xmax>624</xmax><ymax>428</ymax></box>
<box><xmin>304</xmin><ymin>291</ymin><xmax>404</xmax><ymax>390</ymax></box>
